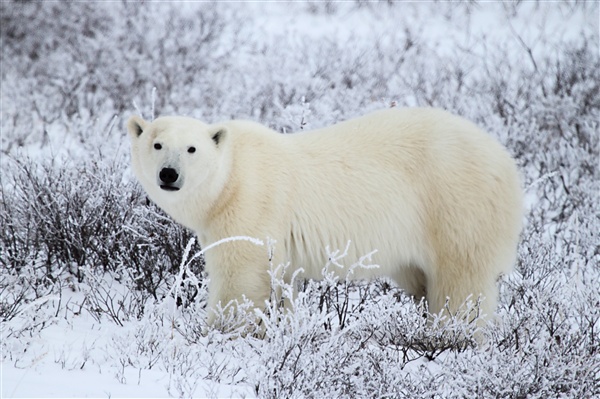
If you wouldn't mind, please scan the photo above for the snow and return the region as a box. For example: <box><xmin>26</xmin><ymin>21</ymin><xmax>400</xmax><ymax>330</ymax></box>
<box><xmin>2</xmin><ymin>287</ymin><xmax>253</xmax><ymax>398</ymax></box>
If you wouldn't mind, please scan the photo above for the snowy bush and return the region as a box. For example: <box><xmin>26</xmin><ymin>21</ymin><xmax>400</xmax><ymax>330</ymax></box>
<box><xmin>0</xmin><ymin>157</ymin><xmax>202</xmax><ymax>325</ymax></box>
<box><xmin>1</xmin><ymin>0</ymin><xmax>240</xmax><ymax>152</ymax></box>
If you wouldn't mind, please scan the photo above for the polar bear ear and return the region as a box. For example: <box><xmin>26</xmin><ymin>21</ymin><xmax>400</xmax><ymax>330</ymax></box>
<box><xmin>127</xmin><ymin>115</ymin><xmax>148</xmax><ymax>138</ymax></box>
<box><xmin>210</xmin><ymin>127</ymin><xmax>226</xmax><ymax>146</ymax></box>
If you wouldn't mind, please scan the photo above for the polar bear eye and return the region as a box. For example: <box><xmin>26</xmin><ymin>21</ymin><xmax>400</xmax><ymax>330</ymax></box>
<box><xmin>154</xmin><ymin>143</ymin><xmax>162</xmax><ymax>150</ymax></box>
<box><xmin>187</xmin><ymin>146</ymin><xmax>196</xmax><ymax>154</ymax></box>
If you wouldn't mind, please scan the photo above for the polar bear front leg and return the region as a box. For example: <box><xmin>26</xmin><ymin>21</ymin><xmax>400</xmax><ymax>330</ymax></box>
<box><xmin>203</xmin><ymin>243</ymin><xmax>272</xmax><ymax>331</ymax></box>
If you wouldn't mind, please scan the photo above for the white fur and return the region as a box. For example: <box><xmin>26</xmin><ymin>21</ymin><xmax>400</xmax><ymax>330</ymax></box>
<box><xmin>127</xmin><ymin>108</ymin><xmax>523</xmax><ymax>326</ymax></box>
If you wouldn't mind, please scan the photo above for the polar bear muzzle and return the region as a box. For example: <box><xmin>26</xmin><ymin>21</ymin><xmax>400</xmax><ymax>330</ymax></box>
<box><xmin>159</xmin><ymin>167</ymin><xmax>180</xmax><ymax>191</ymax></box>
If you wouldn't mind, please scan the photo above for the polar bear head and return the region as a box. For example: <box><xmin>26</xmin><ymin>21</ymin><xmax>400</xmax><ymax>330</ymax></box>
<box><xmin>127</xmin><ymin>115</ymin><xmax>230</xmax><ymax>227</ymax></box>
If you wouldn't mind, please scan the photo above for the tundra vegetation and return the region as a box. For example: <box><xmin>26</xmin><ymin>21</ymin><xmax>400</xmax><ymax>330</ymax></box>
<box><xmin>1</xmin><ymin>1</ymin><xmax>598</xmax><ymax>397</ymax></box>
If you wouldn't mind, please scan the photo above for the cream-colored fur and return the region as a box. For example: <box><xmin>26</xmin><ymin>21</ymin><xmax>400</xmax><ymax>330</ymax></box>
<box><xmin>127</xmin><ymin>108</ymin><xmax>523</xmax><ymax>327</ymax></box>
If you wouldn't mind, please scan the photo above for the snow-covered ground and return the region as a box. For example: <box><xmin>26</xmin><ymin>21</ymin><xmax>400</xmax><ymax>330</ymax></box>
<box><xmin>2</xmin><ymin>1</ymin><xmax>599</xmax><ymax>397</ymax></box>
<box><xmin>2</xmin><ymin>289</ymin><xmax>251</xmax><ymax>398</ymax></box>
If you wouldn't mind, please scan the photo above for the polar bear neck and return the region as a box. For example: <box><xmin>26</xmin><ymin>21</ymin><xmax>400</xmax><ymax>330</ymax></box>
<box><xmin>160</xmin><ymin>147</ymin><xmax>235</xmax><ymax>237</ymax></box>
<box><xmin>192</xmin><ymin>124</ymin><xmax>289</xmax><ymax>246</ymax></box>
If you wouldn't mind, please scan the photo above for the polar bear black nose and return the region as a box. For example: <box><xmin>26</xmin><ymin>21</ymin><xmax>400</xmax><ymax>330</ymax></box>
<box><xmin>159</xmin><ymin>167</ymin><xmax>179</xmax><ymax>184</ymax></box>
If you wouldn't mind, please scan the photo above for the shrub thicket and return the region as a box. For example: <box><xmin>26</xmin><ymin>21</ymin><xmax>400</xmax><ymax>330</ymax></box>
<box><xmin>0</xmin><ymin>157</ymin><xmax>203</xmax><ymax>323</ymax></box>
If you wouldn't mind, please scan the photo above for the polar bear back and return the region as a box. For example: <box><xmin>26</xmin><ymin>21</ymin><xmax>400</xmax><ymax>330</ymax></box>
<box><xmin>259</xmin><ymin>108</ymin><xmax>522</xmax><ymax>281</ymax></box>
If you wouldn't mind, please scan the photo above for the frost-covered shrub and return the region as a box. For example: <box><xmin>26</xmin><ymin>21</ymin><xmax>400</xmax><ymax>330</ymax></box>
<box><xmin>1</xmin><ymin>1</ymin><xmax>240</xmax><ymax>150</ymax></box>
<box><xmin>0</xmin><ymin>157</ymin><xmax>202</xmax><ymax>323</ymax></box>
<box><xmin>167</xmin><ymin>252</ymin><xmax>479</xmax><ymax>398</ymax></box>
<box><xmin>2</xmin><ymin>159</ymin><xmax>131</xmax><ymax>280</ymax></box>
<box><xmin>168</xmin><ymin>233</ymin><xmax>597</xmax><ymax>398</ymax></box>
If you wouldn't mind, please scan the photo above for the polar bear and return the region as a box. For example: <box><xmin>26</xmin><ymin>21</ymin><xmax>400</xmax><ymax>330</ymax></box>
<box><xmin>127</xmin><ymin>108</ymin><xmax>522</xmax><ymax>328</ymax></box>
